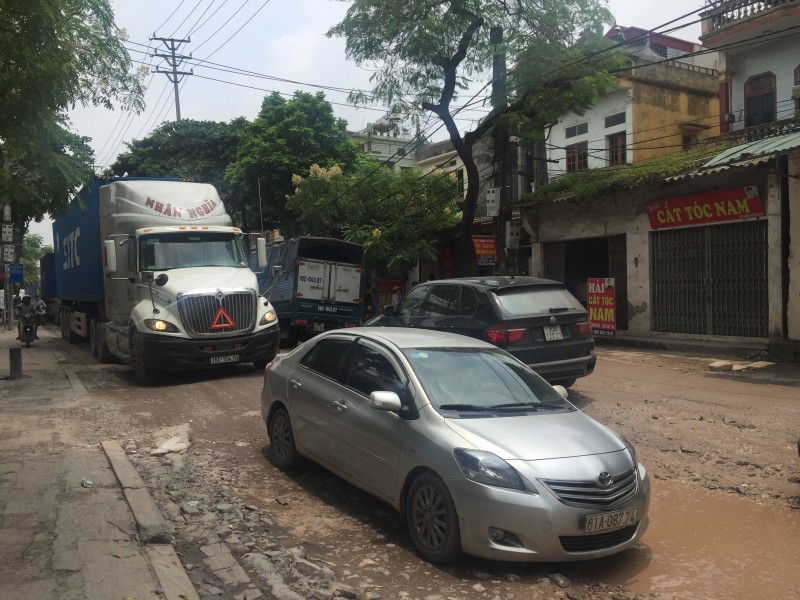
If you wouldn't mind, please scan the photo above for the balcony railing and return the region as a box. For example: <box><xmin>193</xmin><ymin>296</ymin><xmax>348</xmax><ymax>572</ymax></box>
<box><xmin>706</xmin><ymin>116</ymin><xmax>800</xmax><ymax>145</ymax></box>
<box><xmin>703</xmin><ymin>0</ymin><xmax>799</xmax><ymax>35</ymax></box>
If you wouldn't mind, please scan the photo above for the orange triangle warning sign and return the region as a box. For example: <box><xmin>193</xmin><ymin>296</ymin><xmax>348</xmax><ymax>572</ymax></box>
<box><xmin>210</xmin><ymin>305</ymin><xmax>236</xmax><ymax>329</ymax></box>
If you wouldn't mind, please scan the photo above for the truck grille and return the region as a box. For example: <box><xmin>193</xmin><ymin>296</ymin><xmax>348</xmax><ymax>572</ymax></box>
<box><xmin>540</xmin><ymin>469</ymin><xmax>637</xmax><ymax>509</ymax></box>
<box><xmin>178</xmin><ymin>291</ymin><xmax>256</xmax><ymax>337</ymax></box>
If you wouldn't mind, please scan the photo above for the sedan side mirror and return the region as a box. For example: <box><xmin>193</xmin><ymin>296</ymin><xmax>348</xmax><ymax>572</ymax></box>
<box><xmin>370</xmin><ymin>391</ymin><xmax>402</xmax><ymax>411</ymax></box>
<box><xmin>552</xmin><ymin>385</ymin><xmax>568</xmax><ymax>399</ymax></box>
<box><xmin>382</xmin><ymin>305</ymin><xmax>396</xmax><ymax>317</ymax></box>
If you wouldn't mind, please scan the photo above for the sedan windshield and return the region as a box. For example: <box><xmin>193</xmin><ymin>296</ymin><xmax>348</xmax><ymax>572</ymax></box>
<box><xmin>402</xmin><ymin>347</ymin><xmax>573</xmax><ymax>414</ymax></box>
<box><xmin>139</xmin><ymin>232</ymin><xmax>246</xmax><ymax>270</ymax></box>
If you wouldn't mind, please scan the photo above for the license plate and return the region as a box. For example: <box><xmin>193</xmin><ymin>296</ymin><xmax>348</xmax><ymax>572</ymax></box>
<box><xmin>584</xmin><ymin>508</ymin><xmax>638</xmax><ymax>534</ymax></box>
<box><xmin>543</xmin><ymin>324</ymin><xmax>563</xmax><ymax>341</ymax></box>
<box><xmin>312</xmin><ymin>322</ymin><xmax>325</xmax><ymax>332</ymax></box>
<box><xmin>210</xmin><ymin>354</ymin><xmax>239</xmax><ymax>365</ymax></box>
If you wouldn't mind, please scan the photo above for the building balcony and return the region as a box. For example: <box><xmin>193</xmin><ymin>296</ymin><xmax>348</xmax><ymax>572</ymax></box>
<box><xmin>706</xmin><ymin>115</ymin><xmax>800</xmax><ymax>144</ymax></box>
<box><xmin>700</xmin><ymin>0</ymin><xmax>800</xmax><ymax>46</ymax></box>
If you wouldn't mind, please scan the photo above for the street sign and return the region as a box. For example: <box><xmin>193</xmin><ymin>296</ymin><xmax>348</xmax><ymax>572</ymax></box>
<box><xmin>2</xmin><ymin>244</ymin><xmax>15</xmax><ymax>263</ymax></box>
<box><xmin>1</xmin><ymin>223</ymin><xmax>12</xmax><ymax>243</ymax></box>
<box><xmin>7</xmin><ymin>263</ymin><xmax>23</xmax><ymax>283</ymax></box>
<box><xmin>2</xmin><ymin>205</ymin><xmax>10</xmax><ymax>221</ymax></box>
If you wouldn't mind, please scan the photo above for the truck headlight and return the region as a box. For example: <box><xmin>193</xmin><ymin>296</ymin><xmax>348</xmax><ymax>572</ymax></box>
<box><xmin>144</xmin><ymin>319</ymin><xmax>180</xmax><ymax>333</ymax></box>
<box><xmin>259</xmin><ymin>309</ymin><xmax>277</xmax><ymax>326</ymax></box>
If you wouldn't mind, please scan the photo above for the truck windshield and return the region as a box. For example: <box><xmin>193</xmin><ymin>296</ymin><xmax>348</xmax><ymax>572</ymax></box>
<box><xmin>139</xmin><ymin>232</ymin><xmax>246</xmax><ymax>270</ymax></box>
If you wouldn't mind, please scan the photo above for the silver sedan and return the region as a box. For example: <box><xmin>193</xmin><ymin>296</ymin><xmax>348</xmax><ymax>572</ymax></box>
<box><xmin>260</xmin><ymin>328</ymin><xmax>650</xmax><ymax>563</ymax></box>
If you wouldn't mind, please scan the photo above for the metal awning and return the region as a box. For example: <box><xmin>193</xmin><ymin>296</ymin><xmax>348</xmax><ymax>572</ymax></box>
<box><xmin>666</xmin><ymin>129</ymin><xmax>800</xmax><ymax>181</ymax></box>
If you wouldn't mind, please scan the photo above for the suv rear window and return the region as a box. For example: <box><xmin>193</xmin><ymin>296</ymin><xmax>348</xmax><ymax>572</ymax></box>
<box><xmin>494</xmin><ymin>287</ymin><xmax>584</xmax><ymax>316</ymax></box>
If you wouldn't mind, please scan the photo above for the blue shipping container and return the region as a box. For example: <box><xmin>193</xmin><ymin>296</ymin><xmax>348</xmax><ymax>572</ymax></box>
<box><xmin>52</xmin><ymin>182</ymin><xmax>104</xmax><ymax>303</ymax></box>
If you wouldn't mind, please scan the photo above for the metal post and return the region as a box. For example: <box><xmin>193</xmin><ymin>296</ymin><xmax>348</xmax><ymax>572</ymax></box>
<box><xmin>153</xmin><ymin>37</ymin><xmax>192</xmax><ymax>121</ymax></box>
<box><xmin>9</xmin><ymin>347</ymin><xmax>22</xmax><ymax>379</ymax></box>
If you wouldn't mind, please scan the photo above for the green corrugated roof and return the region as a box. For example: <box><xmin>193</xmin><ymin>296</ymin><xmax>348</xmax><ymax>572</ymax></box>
<box><xmin>703</xmin><ymin>130</ymin><xmax>800</xmax><ymax>168</ymax></box>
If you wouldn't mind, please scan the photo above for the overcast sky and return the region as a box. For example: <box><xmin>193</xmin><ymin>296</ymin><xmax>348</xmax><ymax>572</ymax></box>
<box><xmin>30</xmin><ymin>0</ymin><xmax>705</xmax><ymax>245</ymax></box>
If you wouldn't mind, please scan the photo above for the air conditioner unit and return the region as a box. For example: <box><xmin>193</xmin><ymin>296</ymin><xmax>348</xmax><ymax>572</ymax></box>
<box><xmin>723</xmin><ymin>112</ymin><xmax>736</xmax><ymax>124</ymax></box>
<box><xmin>792</xmin><ymin>85</ymin><xmax>800</xmax><ymax>99</ymax></box>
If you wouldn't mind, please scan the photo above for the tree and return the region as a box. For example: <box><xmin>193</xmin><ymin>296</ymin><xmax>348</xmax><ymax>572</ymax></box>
<box><xmin>108</xmin><ymin>119</ymin><xmax>247</xmax><ymax>224</ymax></box>
<box><xmin>287</xmin><ymin>159</ymin><xmax>461</xmax><ymax>274</ymax></box>
<box><xmin>225</xmin><ymin>91</ymin><xmax>360</xmax><ymax>236</ymax></box>
<box><xmin>328</xmin><ymin>0</ymin><xmax>617</xmax><ymax>275</ymax></box>
<box><xmin>0</xmin><ymin>0</ymin><xmax>144</xmax><ymax>234</ymax></box>
<box><xmin>19</xmin><ymin>234</ymin><xmax>52</xmax><ymax>289</ymax></box>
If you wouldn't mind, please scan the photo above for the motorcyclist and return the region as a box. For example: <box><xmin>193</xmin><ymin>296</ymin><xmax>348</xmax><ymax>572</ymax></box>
<box><xmin>33</xmin><ymin>295</ymin><xmax>46</xmax><ymax>326</ymax></box>
<box><xmin>15</xmin><ymin>295</ymin><xmax>38</xmax><ymax>341</ymax></box>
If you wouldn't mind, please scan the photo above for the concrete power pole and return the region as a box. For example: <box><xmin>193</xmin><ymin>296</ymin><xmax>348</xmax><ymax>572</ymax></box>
<box><xmin>490</xmin><ymin>26</ymin><xmax>514</xmax><ymax>275</ymax></box>
<box><xmin>153</xmin><ymin>37</ymin><xmax>193</xmax><ymax>121</ymax></box>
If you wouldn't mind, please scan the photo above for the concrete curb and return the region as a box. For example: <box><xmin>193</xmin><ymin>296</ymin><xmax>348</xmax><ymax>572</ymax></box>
<box><xmin>101</xmin><ymin>440</ymin><xmax>200</xmax><ymax>600</ymax></box>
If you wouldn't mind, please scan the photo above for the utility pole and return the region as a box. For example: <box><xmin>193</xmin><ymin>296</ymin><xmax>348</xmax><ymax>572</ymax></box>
<box><xmin>152</xmin><ymin>36</ymin><xmax>193</xmax><ymax>121</ymax></box>
<box><xmin>490</xmin><ymin>26</ymin><xmax>511</xmax><ymax>275</ymax></box>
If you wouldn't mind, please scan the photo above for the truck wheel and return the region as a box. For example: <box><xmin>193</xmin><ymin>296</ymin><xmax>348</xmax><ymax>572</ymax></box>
<box><xmin>95</xmin><ymin>322</ymin><xmax>113</xmax><ymax>364</ymax></box>
<box><xmin>130</xmin><ymin>334</ymin><xmax>159</xmax><ymax>386</ymax></box>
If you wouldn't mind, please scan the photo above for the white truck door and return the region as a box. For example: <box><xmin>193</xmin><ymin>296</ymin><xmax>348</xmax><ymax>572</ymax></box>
<box><xmin>296</xmin><ymin>261</ymin><xmax>327</xmax><ymax>301</ymax></box>
<box><xmin>329</xmin><ymin>265</ymin><xmax>362</xmax><ymax>304</ymax></box>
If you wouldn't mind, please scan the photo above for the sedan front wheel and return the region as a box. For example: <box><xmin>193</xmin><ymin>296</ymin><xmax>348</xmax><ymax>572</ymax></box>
<box><xmin>269</xmin><ymin>407</ymin><xmax>300</xmax><ymax>470</ymax></box>
<box><xmin>406</xmin><ymin>472</ymin><xmax>462</xmax><ymax>563</ymax></box>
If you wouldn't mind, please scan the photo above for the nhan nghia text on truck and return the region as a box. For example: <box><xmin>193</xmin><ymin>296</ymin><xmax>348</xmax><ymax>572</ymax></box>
<box><xmin>51</xmin><ymin>177</ymin><xmax>280</xmax><ymax>384</ymax></box>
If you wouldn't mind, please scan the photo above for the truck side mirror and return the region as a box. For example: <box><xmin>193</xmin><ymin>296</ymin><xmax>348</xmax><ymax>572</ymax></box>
<box><xmin>155</xmin><ymin>274</ymin><xmax>169</xmax><ymax>287</ymax></box>
<box><xmin>103</xmin><ymin>240</ymin><xmax>117</xmax><ymax>274</ymax></box>
<box><xmin>257</xmin><ymin>237</ymin><xmax>268</xmax><ymax>269</ymax></box>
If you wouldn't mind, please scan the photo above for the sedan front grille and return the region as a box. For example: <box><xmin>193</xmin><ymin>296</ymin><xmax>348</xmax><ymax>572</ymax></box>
<box><xmin>178</xmin><ymin>291</ymin><xmax>256</xmax><ymax>337</ymax></box>
<box><xmin>541</xmin><ymin>468</ymin><xmax>637</xmax><ymax>509</ymax></box>
<box><xmin>560</xmin><ymin>524</ymin><xmax>638</xmax><ymax>553</ymax></box>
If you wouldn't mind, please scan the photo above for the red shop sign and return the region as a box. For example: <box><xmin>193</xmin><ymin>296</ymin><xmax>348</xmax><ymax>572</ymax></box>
<box><xmin>646</xmin><ymin>187</ymin><xmax>764</xmax><ymax>230</ymax></box>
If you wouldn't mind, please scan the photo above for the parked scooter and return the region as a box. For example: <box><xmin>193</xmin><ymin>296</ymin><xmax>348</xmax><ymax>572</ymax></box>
<box><xmin>20</xmin><ymin>313</ymin><xmax>36</xmax><ymax>347</ymax></box>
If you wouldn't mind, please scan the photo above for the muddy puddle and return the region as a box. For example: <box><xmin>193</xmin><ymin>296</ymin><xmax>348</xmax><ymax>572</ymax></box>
<box><xmin>583</xmin><ymin>480</ymin><xmax>800</xmax><ymax>599</ymax></box>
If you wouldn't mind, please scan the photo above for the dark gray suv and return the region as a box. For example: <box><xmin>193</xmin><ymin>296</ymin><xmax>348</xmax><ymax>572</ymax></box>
<box><xmin>370</xmin><ymin>276</ymin><xmax>596</xmax><ymax>387</ymax></box>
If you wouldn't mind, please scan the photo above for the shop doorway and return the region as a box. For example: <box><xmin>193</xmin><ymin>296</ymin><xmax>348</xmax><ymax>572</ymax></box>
<box><xmin>542</xmin><ymin>234</ymin><xmax>629</xmax><ymax>330</ymax></box>
<box><xmin>650</xmin><ymin>220</ymin><xmax>768</xmax><ymax>337</ymax></box>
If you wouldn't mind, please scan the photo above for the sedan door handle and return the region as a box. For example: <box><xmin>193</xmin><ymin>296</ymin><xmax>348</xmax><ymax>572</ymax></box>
<box><xmin>332</xmin><ymin>400</ymin><xmax>347</xmax><ymax>412</ymax></box>
<box><xmin>290</xmin><ymin>378</ymin><xmax>302</xmax><ymax>389</ymax></box>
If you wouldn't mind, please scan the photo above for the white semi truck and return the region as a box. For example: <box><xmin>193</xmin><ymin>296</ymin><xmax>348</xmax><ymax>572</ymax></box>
<box><xmin>51</xmin><ymin>177</ymin><xmax>279</xmax><ymax>385</ymax></box>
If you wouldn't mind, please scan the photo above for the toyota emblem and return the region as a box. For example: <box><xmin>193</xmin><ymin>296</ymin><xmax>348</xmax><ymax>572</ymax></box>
<box><xmin>597</xmin><ymin>472</ymin><xmax>613</xmax><ymax>487</ymax></box>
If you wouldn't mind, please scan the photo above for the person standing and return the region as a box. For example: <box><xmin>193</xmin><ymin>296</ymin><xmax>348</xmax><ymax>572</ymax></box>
<box><xmin>391</xmin><ymin>286</ymin><xmax>402</xmax><ymax>312</ymax></box>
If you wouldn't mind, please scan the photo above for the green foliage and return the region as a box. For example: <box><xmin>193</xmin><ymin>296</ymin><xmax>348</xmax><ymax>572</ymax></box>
<box><xmin>225</xmin><ymin>92</ymin><xmax>360</xmax><ymax>235</ymax></box>
<box><xmin>522</xmin><ymin>144</ymin><xmax>730</xmax><ymax>205</ymax></box>
<box><xmin>20</xmin><ymin>234</ymin><xmax>52</xmax><ymax>288</ymax></box>
<box><xmin>0</xmin><ymin>0</ymin><xmax>144</xmax><ymax>232</ymax></box>
<box><xmin>286</xmin><ymin>159</ymin><xmax>461</xmax><ymax>274</ymax></box>
<box><xmin>328</xmin><ymin>0</ymin><xmax>617</xmax><ymax>274</ymax></box>
<box><xmin>510</xmin><ymin>35</ymin><xmax>627</xmax><ymax>142</ymax></box>
<box><xmin>109</xmin><ymin>119</ymin><xmax>246</xmax><ymax>200</ymax></box>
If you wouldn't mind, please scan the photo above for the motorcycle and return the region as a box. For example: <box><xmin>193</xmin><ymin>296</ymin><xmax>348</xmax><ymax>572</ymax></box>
<box><xmin>20</xmin><ymin>313</ymin><xmax>36</xmax><ymax>347</ymax></box>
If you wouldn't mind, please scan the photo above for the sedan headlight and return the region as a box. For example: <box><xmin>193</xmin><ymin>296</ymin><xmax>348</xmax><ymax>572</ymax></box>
<box><xmin>143</xmin><ymin>318</ymin><xmax>180</xmax><ymax>333</ymax></box>
<box><xmin>453</xmin><ymin>449</ymin><xmax>525</xmax><ymax>490</ymax></box>
<box><xmin>259</xmin><ymin>309</ymin><xmax>277</xmax><ymax>326</ymax></box>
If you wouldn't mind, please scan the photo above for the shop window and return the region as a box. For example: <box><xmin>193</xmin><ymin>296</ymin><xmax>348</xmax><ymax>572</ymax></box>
<box><xmin>607</xmin><ymin>132</ymin><xmax>626</xmax><ymax>166</ymax></box>
<box><xmin>744</xmin><ymin>72</ymin><xmax>776</xmax><ymax>127</ymax></box>
<box><xmin>566</xmin><ymin>142</ymin><xmax>588</xmax><ymax>172</ymax></box>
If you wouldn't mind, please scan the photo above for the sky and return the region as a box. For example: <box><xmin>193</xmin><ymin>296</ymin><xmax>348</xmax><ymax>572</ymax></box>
<box><xmin>30</xmin><ymin>0</ymin><xmax>706</xmax><ymax>245</ymax></box>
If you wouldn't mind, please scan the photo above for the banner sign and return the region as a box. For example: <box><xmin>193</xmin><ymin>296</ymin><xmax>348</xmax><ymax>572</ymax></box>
<box><xmin>472</xmin><ymin>236</ymin><xmax>497</xmax><ymax>265</ymax></box>
<box><xmin>587</xmin><ymin>277</ymin><xmax>616</xmax><ymax>337</ymax></box>
<box><xmin>646</xmin><ymin>187</ymin><xmax>764</xmax><ymax>230</ymax></box>
<box><xmin>7</xmin><ymin>263</ymin><xmax>23</xmax><ymax>284</ymax></box>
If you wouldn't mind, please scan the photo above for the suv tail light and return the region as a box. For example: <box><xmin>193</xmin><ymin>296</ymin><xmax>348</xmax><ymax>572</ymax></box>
<box><xmin>486</xmin><ymin>323</ymin><xmax>526</xmax><ymax>345</ymax></box>
<box><xmin>577</xmin><ymin>322</ymin><xmax>592</xmax><ymax>337</ymax></box>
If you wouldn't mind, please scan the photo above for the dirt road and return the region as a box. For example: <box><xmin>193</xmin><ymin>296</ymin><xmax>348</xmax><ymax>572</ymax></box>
<box><xmin>7</xmin><ymin>327</ymin><xmax>800</xmax><ymax>599</ymax></box>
